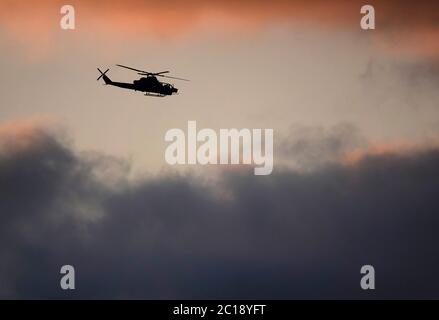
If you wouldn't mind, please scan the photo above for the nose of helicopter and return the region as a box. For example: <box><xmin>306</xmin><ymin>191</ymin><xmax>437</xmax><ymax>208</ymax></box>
<box><xmin>172</xmin><ymin>87</ymin><xmax>178</xmax><ymax>94</ymax></box>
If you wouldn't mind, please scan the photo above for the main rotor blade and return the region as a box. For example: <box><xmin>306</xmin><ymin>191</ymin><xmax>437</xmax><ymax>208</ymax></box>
<box><xmin>119</xmin><ymin>63</ymin><xmax>188</xmax><ymax>81</ymax></box>
<box><xmin>157</xmin><ymin>74</ymin><xmax>190</xmax><ymax>81</ymax></box>
<box><xmin>138</xmin><ymin>71</ymin><xmax>170</xmax><ymax>76</ymax></box>
<box><xmin>116</xmin><ymin>64</ymin><xmax>150</xmax><ymax>74</ymax></box>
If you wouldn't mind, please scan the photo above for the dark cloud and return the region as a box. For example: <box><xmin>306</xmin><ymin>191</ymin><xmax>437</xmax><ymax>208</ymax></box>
<box><xmin>361</xmin><ymin>58</ymin><xmax>439</xmax><ymax>84</ymax></box>
<box><xmin>1</xmin><ymin>127</ymin><xmax>439</xmax><ymax>299</ymax></box>
<box><xmin>398</xmin><ymin>61</ymin><xmax>439</xmax><ymax>87</ymax></box>
<box><xmin>357</xmin><ymin>58</ymin><xmax>439</xmax><ymax>117</ymax></box>
<box><xmin>277</xmin><ymin>123</ymin><xmax>365</xmax><ymax>170</ymax></box>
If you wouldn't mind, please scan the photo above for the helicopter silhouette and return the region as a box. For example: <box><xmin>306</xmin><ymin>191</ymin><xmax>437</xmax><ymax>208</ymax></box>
<box><xmin>97</xmin><ymin>64</ymin><xmax>189</xmax><ymax>97</ymax></box>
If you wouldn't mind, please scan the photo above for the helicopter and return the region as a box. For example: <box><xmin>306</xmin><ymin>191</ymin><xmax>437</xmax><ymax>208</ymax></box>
<box><xmin>97</xmin><ymin>64</ymin><xmax>189</xmax><ymax>97</ymax></box>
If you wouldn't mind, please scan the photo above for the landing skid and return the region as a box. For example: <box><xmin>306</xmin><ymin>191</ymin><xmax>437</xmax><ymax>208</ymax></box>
<box><xmin>144</xmin><ymin>92</ymin><xmax>166</xmax><ymax>97</ymax></box>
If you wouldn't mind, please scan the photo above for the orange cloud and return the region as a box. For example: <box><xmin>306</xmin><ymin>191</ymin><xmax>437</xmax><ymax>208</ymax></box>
<box><xmin>1</xmin><ymin>0</ymin><xmax>438</xmax><ymax>58</ymax></box>
<box><xmin>342</xmin><ymin>138</ymin><xmax>439</xmax><ymax>165</ymax></box>
<box><xmin>0</xmin><ymin>116</ymin><xmax>59</xmax><ymax>153</ymax></box>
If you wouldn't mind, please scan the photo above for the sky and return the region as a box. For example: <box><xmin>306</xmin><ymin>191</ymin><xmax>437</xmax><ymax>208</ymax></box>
<box><xmin>1</xmin><ymin>0</ymin><xmax>439</xmax><ymax>299</ymax></box>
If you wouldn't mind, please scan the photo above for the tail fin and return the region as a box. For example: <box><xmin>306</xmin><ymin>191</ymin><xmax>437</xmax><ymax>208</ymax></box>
<box><xmin>97</xmin><ymin>68</ymin><xmax>112</xmax><ymax>84</ymax></box>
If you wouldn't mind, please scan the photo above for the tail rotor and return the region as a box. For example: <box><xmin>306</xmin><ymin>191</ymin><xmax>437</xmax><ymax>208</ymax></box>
<box><xmin>97</xmin><ymin>68</ymin><xmax>109</xmax><ymax>81</ymax></box>
<box><xmin>97</xmin><ymin>68</ymin><xmax>112</xmax><ymax>84</ymax></box>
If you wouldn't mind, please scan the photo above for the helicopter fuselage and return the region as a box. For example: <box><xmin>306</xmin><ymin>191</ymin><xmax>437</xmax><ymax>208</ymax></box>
<box><xmin>111</xmin><ymin>76</ymin><xmax>177</xmax><ymax>96</ymax></box>
<box><xmin>98</xmin><ymin>71</ymin><xmax>178</xmax><ymax>96</ymax></box>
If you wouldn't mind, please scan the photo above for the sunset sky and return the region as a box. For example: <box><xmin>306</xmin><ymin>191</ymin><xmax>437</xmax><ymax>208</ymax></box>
<box><xmin>1</xmin><ymin>0</ymin><xmax>439</xmax><ymax>299</ymax></box>
<box><xmin>1</xmin><ymin>0</ymin><xmax>438</xmax><ymax>173</ymax></box>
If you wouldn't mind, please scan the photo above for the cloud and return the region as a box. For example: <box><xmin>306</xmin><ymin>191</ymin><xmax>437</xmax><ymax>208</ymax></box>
<box><xmin>342</xmin><ymin>138</ymin><xmax>439</xmax><ymax>165</ymax></box>
<box><xmin>277</xmin><ymin>123</ymin><xmax>366</xmax><ymax>171</ymax></box>
<box><xmin>1</xmin><ymin>0</ymin><xmax>439</xmax><ymax>58</ymax></box>
<box><xmin>1</xmin><ymin>121</ymin><xmax>439</xmax><ymax>298</ymax></box>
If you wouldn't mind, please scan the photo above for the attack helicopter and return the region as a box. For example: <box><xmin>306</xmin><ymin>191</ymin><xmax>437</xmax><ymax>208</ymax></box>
<box><xmin>97</xmin><ymin>64</ymin><xmax>189</xmax><ymax>97</ymax></box>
